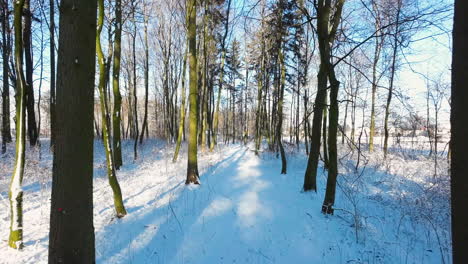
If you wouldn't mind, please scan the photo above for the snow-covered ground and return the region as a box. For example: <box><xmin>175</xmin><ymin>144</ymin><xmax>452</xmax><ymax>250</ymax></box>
<box><xmin>0</xmin><ymin>139</ymin><xmax>451</xmax><ymax>263</ymax></box>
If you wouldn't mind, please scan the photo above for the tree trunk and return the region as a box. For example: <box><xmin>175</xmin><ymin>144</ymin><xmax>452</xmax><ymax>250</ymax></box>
<box><xmin>322</xmin><ymin>90</ymin><xmax>329</xmax><ymax>169</ymax></box>
<box><xmin>254</xmin><ymin>48</ymin><xmax>265</xmax><ymax>155</ymax></box>
<box><xmin>321</xmin><ymin>0</ymin><xmax>345</xmax><ymax>214</ymax></box>
<box><xmin>8</xmin><ymin>0</ymin><xmax>27</xmax><ymax>249</ymax></box>
<box><xmin>369</xmin><ymin>3</ymin><xmax>383</xmax><ymax>152</ymax></box>
<box><xmin>1</xmin><ymin>0</ymin><xmax>12</xmax><ymax>154</ymax></box>
<box><xmin>383</xmin><ymin>1</ymin><xmax>401</xmax><ymax>158</ymax></box>
<box><xmin>112</xmin><ymin>0</ymin><xmax>123</xmax><ymax>169</ymax></box>
<box><xmin>49</xmin><ymin>0</ymin><xmax>56</xmax><ymax>150</ymax></box>
<box><xmin>451</xmin><ymin>1</ymin><xmax>468</xmax><ymax>262</ymax></box>
<box><xmin>322</xmin><ymin>66</ymin><xmax>340</xmax><ymax>214</ymax></box>
<box><xmin>48</xmin><ymin>0</ymin><xmax>97</xmax><ymax>261</ymax></box>
<box><xmin>173</xmin><ymin>47</ymin><xmax>188</xmax><ymax>162</ymax></box>
<box><xmin>186</xmin><ymin>0</ymin><xmax>199</xmax><ymax>184</ymax></box>
<box><xmin>96</xmin><ymin>0</ymin><xmax>127</xmax><ymax>218</ymax></box>
<box><xmin>303</xmin><ymin>0</ymin><xmax>345</xmax><ymax>199</ymax></box>
<box><xmin>303</xmin><ymin>62</ymin><xmax>327</xmax><ymax>192</ymax></box>
<box><xmin>139</xmin><ymin>14</ymin><xmax>149</xmax><ymax>145</ymax></box>
<box><xmin>23</xmin><ymin>0</ymin><xmax>38</xmax><ymax>147</ymax></box>
<box><xmin>131</xmin><ymin>6</ymin><xmax>138</xmax><ymax>160</ymax></box>
<box><xmin>277</xmin><ymin>51</ymin><xmax>287</xmax><ymax>174</ymax></box>
<box><xmin>342</xmin><ymin>90</ymin><xmax>349</xmax><ymax>144</ymax></box>
<box><xmin>210</xmin><ymin>0</ymin><xmax>231</xmax><ymax>151</ymax></box>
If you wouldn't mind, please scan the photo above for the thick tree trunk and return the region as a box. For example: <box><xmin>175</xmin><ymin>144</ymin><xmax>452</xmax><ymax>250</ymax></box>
<box><xmin>303</xmin><ymin>62</ymin><xmax>327</xmax><ymax>192</ymax></box>
<box><xmin>9</xmin><ymin>0</ymin><xmax>27</xmax><ymax>249</ymax></box>
<box><xmin>48</xmin><ymin>0</ymin><xmax>97</xmax><ymax>261</ymax></box>
<box><xmin>451</xmin><ymin>1</ymin><xmax>468</xmax><ymax>262</ymax></box>
<box><xmin>186</xmin><ymin>0</ymin><xmax>199</xmax><ymax>184</ymax></box>
<box><xmin>96</xmin><ymin>0</ymin><xmax>127</xmax><ymax>218</ymax></box>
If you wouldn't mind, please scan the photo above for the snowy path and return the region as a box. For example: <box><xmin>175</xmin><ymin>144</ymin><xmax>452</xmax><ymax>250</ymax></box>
<box><xmin>97</xmin><ymin>146</ymin><xmax>326</xmax><ymax>264</ymax></box>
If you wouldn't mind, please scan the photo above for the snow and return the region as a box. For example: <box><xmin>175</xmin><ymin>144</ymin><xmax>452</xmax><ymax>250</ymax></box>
<box><xmin>0</xmin><ymin>138</ymin><xmax>451</xmax><ymax>263</ymax></box>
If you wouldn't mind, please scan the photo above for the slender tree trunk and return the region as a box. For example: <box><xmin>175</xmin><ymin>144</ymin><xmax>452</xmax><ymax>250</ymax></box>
<box><xmin>131</xmin><ymin>7</ymin><xmax>138</xmax><ymax>160</ymax></box>
<box><xmin>173</xmin><ymin>47</ymin><xmax>188</xmax><ymax>162</ymax></box>
<box><xmin>321</xmin><ymin>0</ymin><xmax>345</xmax><ymax>214</ymax></box>
<box><xmin>277</xmin><ymin>51</ymin><xmax>287</xmax><ymax>174</ymax></box>
<box><xmin>212</xmin><ymin>51</ymin><xmax>225</xmax><ymax>151</ymax></box>
<box><xmin>322</xmin><ymin>66</ymin><xmax>340</xmax><ymax>214</ymax></box>
<box><xmin>426</xmin><ymin>86</ymin><xmax>433</xmax><ymax>156</ymax></box>
<box><xmin>303</xmin><ymin>90</ymin><xmax>309</xmax><ymax>155</ymax></box>
<box><xmin>112</xmin><ymin>0</ymin><xmax>123</xmax><ymax>169</ymax></box>
<box><xmin>186</xmin><ymin>0</ymin><xmax>199</xmax><ymax>184</ymax></box>
<box><xmin>210</xmin><ymin>0</ymin><xmax>231</xmax><ymax>151</ymax></box>
<box><xmin>139</xmin><ymin>14</ymin><xmax>149</xmax><ymax>145</ymax></box>
<box><xmin>303</xmin><ymin>62</ymin><xmax>327</xmax><ymax>192</ymax></box>
<box><xmin>23</xmin><ymin>0</ymin><xmax>38</xmax><ymax>147</ymax></box>
<box><xmin>1</xmin><ymin>0</ymin><xmax>12</xmax><ymax>154</ymax></box>
<box><xmin>48</xmin><ymin>0</ymin><xmax>97</xmax><ymax>261</ymax></box>
<box><xmin>8</xmin><ymin>0</ymin><xmax>27</xmax><ymax>249</ymax></box>
<box><xmin>369</xmin><ymin>6</ymin><xmax>383</xmax><ymax>152</ymax></box>
<box><xmin>254</xmin><ymin>20</ymin><xmax>266</xmax><ymax>155</ymax></box>
<box><xmin>49</xmin><ymin>0</ymin><xmax>56</xmax><ymax>150</ymax></box>
<box><xmin>37</xmin><ymin>19</ymin><xmax>44</xmax><ymax>154</ymax></box>
<box><xmin>342</xmin><ymin>90</ymin><xmax>349</xmax><ymax>144</ymax></box>
<box><xmin>383</xmin><ymin>1</ymin><xmax>401</xmax><ymax>158</ymax></box>
<box><xmin>96</xmin><ymin>0</ymin><xmax>127</xmax><ymax>217</ymax></box>
<box><xmin>322</xmin><ymin>90</ymin><xmax>329</xmax><ymax>168</ymax></box>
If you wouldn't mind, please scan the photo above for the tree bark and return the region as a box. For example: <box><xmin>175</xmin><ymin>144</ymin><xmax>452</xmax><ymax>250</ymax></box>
<box><xmin>8</xmin><ymin>0</ymin><xmax>27</xmax><ymax>249</ymax></box>
<box><xmin>322</xmin><ymin>90</ymin><xmax>329</xmax><ymax>169</ymax></box>
<box><xmin>96</xmin><ymin>0</ymin><xmax>127</xmax><ymax>218</ymax></box>
<box><xmin>49</xmin><ymin>0</ymin><xmax>56</xmax><ymax>150</ymax></box>
<box><xmin>48</xmin><ymin>0</ymin><xmax>97</xmax><ymax>261</ymax></box>
<box><xmin>131</xmin><ymin>4</ymin><xmax>138</xmax><ymax>160</ymax></box>
<box><xmin>369</xmin><ymin>2</ymin><xmax>383</xmax><ymax>152</ymax></box>
<box><xmin>173</xmin><ymin>47</ymin><xmax>188</xmax><ymax>162</ymax></box>
<box><xmin>139</xmin><ymin>13</ymin><xmax>149</xmax><ymax>145</ymax></box>
<box><xmin>210</xmin><ymin>0</ymin><xmax>231</xmax><ymax>151</ymax></box>
<box><xmin>186</xmin><ymin>0</ymin><xmax>200</xmax><ymax>184</ymax></box>
<box><xmin>383</xmin><ymin>0</ymin><xmax>401</xmax><ymax>158</ymax></box>
<box><xmin>23</xmin><ymin>0</ymin><xmax>39</xmax><ymax>147</ymax></box>
<box><xmin>277</xmin><ymin>51</ymin><xmax>287</xmax><ymax>174</ymax></box>
<box><xmin>321</xmin><ymin>0</ymin><xmax>345</xmax><ymax>214</ymax></box>
<box><xmin>451</xmin><ymin>1</ymin><xmax>468</xmax><ymax>262</ymax></box>
<box><xmin>1</xmin><ymin>0</ymin><xmax>12</xmax><ymax>154</ymax></box>
<box><xmin>112</xmin><ymin>0</ymin><xmax>123</xmax><ymax>169</ymax></box>
<box><xmin>303</xmin><ymin>61</ymin><xmax>327</xmax><ymax>192</ymax></box>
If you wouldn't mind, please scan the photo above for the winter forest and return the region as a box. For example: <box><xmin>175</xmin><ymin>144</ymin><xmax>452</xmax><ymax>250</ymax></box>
<box><xmin>1</xmin><ymin>0</ymin><xmax>467</xmax><ymax>263</ymax></box>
